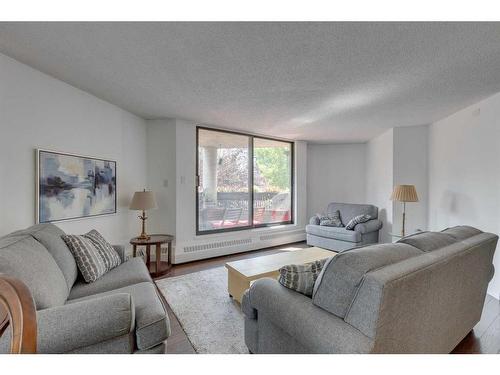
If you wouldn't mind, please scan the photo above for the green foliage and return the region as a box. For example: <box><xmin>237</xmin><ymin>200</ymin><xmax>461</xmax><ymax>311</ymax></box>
<box><xmin>254</xmin><ymin>147</ymin><xmax>291</xmax><ymax>192</ymax></box>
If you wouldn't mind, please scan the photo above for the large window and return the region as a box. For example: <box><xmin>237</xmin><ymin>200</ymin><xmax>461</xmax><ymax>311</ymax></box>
<box><xmin>196</xmin><ymin>127</ymin><xmax>293</xmax><ymax>234</ymax></box>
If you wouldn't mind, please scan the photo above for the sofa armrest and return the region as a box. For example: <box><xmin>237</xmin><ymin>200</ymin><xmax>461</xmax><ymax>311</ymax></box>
<box><xmin>309</xmin><ymin>215</ymin><xmax>320</xmax><ymax>225</ymax></box>
<box><xmin>241</xmin><ymin>290</ymin><xmax>257</xmax><ymax>320</ymax></box>
<box><xmin>245</xmin><ymin>278</ymin><xmax>372</xmax><ymax>353</ymax></box>
<box><xmin>354</xmin><ymin>219</ymin><xmax>383</xmax><ymax>234</ymax></box>
<box><xmin>113</xmin><ymin>244</ymin><xmax>127</xmax><ymax>262</ymax></box>
<box><xmin>36</xmin><ymin>293</ymin><xmax>134</xmax><ymax>353</ymax></box>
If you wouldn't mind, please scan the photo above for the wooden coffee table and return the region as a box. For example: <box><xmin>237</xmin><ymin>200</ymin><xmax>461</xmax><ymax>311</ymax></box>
<box><xmin>225</xmin><ymin>247</ymin><xmax>335</xmax><ymax>303</ymax></box>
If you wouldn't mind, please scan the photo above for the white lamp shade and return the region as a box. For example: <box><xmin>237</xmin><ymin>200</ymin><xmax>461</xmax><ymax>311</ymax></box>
<box><xmin>129</xmin><ymin>191</ymin><xmax>157</xmax><ymax>210</ymax></box>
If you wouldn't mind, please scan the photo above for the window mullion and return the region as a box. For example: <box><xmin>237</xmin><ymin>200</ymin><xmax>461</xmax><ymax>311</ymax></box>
<box><xmin>249</xmin><ymin>136</ymin><xmax>254</xmax><ymax>229</ymax></box>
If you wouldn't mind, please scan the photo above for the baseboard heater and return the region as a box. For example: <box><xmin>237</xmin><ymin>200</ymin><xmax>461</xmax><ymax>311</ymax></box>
<box><xmin>183</xmin><ymin>238</ymin><xmax>253</xmax><ymax>253</ymax></box>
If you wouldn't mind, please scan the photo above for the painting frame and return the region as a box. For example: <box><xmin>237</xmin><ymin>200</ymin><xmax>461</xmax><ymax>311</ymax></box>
<box><xmin>36</xmin><ymin>148</ymin><xmax>117</xmax><ymax>224</ymax></box>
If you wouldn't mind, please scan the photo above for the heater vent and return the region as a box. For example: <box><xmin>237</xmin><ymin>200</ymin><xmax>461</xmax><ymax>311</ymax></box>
<box><xmin>183</xmin><ymin>238</ymin><xmax>252</xmax><ymax>253</ymax></box>
<box><xmin>260</xmin><ymin>230</ymin><xmax>305</xmax><ymax>241</ymax></box>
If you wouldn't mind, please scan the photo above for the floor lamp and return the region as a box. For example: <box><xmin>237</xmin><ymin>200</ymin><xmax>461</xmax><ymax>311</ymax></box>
<box><xmin>390</xmin><ymin>185</ymin><xmax>419</xmax><ymax>237</ymax></box>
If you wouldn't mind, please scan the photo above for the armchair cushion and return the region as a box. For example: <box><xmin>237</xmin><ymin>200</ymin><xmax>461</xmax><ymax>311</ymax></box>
<box><xmin>306</xmin><ymin>224</ymin><xmax>361</xmax><ymax>243</ymax></box>
<box><xmin>354</xmin><ymin>219</ymin><xmax>383</xmax><ymax>234</ymax></box>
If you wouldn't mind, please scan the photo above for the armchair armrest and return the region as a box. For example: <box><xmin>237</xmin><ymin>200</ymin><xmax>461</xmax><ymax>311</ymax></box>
<box><xmin>244</xmin><ymin>278</ymin><xmax>372</xmax><ymax>353</ymax></box>
<box><xmin>354</xmin><ymin>219</ymin><xmax>383</xmax><ymax>234</ymax></box>
<box><xmin>113</xmin><ymin>244</ymin><xmax>127</xmax><ymax>262</ymax></box>
<box><xmin>309</xmin><ymin>215</ymin><xmax>320</xmax><ymax>225</ymax></box>
<box><xmin>36</xmin><ymin>293</ymin><xmax>134</xmax><ymax>353</ymax></box>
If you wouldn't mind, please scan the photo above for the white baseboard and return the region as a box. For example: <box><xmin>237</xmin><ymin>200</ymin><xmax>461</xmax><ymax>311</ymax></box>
<box><xmin>173</xmin><ymin>228</ymin><xmax>306</xmax><ymax>264</ymax></box>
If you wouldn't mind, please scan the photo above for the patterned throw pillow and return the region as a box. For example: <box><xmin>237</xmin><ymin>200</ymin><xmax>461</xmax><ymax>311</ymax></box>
<box><xmin>278</xmin><ymin>258</ymin><xmax>329</xmax><ymax>296</ymax></box>
<box><xmin>345</xmin><ymin>214</ymin><xmax>372</xmax><ymax>230</ymax></box>
<box><xmin>84</xmin><ymin>229</ymin><xmax>121</xmax><ymax>271</ymax></box>
<box><xmin>62</xmin><ymin>235</ymin><xmax>107</xmax><ymax>283</ymax></box>
<box><xmin>318</xmin><ymin>210</ymin><xmax>343</xmax><ymax>227</ymax></box>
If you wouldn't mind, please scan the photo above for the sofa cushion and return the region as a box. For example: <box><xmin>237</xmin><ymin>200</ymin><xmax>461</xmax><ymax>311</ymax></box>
<box><xmin>19</xmin><ymin>224</ymin><xmax>78</xmax><ymax>290</ymax></box>
<box><xmin>306</xmin><ymin>224</ymin><xmax>361</xmax><ymax>243</ymax></box>
<box><xmin>68</xmin><ymin>257</ymin><xmax>152</xmax><ymax>300</ymax></box>
<box><xmin>441</xmin><ymin>225</ymin><xmax>483</xmax><ymax>241</ymax></box>
<box><xmin>0</xmin><ymin>234</ymin><xmax>69</xmax><ymax>309</ymax></box>
<box><xmin>62</xmin><ymin>234</ymin><xmax>108</xmax><ymax>282</ymax></box>
<box><xmin>326</xmin><ymin>203</ymin><xmax>378</xmax><ymax>226</ymax></box>
<box><xmin>67</xmin><ymin>282</ymin><xmax>170</xmax><ymax>351</ymax></box>
<box><xmin>397</xmin><ymin>231</ymin><xmax>457</xmax><ymax>252</ymax></box>
<box><xmin>312</xmin><ymin>243</ymin><xmax>423</xmax><ymax>318</ymax></box>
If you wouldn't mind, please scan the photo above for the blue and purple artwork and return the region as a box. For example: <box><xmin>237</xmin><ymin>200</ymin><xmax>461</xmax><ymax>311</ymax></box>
<box><xmin>37</xmin><ymin>150</ymin><xmax>116</xmax><ymax>223</ymax></box>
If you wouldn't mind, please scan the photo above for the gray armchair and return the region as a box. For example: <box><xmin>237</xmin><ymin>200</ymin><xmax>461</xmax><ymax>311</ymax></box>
<box><xmin>306</xmin><ymin>202</ymin><xmax>382</xmax><ymax>251</ymax></box>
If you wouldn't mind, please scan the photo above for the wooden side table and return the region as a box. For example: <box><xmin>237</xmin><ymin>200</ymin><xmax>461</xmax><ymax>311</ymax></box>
<box><xmin>130</xmin><ymin>234</ymin><xmax>174</xmax><ymax>278</ymax></box>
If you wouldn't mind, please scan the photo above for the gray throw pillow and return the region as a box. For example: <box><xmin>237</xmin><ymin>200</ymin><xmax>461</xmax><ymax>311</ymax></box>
<box><xmin>84</xmin><ymin>229</ymin><xmax>121</xmax><ymax>271</ymax></box>
<box><xmin>318</xmin><ymin>210</ymin><xmax>343</xmax><ymax>227</ymax></box>
<box><xmin>278</xmin><ymin>258</ymin><xmax>330</xmax><ymax>296</ymax></box>
<box><xmin>62</xmin><ymin>234</ymin><xmax>107</xmax><ymax>283</ymax></box>
<box><xmin>345</xmin><ymin>214</ymin><xmax>371</xmax><ymax>230</ymax></box>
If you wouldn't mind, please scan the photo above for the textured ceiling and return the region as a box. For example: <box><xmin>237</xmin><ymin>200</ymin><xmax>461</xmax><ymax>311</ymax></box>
<box><xmin>1</xmin><ymin>22</ymin><xmax>500</xmax><ymax>143</ymax></box>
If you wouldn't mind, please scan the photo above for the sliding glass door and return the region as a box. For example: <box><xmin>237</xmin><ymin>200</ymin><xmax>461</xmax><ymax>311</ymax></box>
<box><xmin>253</xmin><ymin>138</ymin><xmax>293</xmax><ymax>226</ymax></box>
<box><xmin>196</xmin><ymin>127</ymin><xmax>293</xmax><ymax>234</ymax></box>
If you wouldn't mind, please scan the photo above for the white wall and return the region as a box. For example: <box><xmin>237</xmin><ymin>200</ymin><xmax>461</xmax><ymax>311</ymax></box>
<box><xmin>393</xmin><ymin>125</ymin><xmax>429</xmax><ymax>235</ymax></box>
<box><xmin>145</xmin><ymin>119</ymin><xmax>308</xmax><ymax>263</ymax></box>
<box><xmin>0</xmin><ymin>53</ymin><xmax>147</xmax><ymax>246</ymax></box>
<box><xmin>146</xmin><ymin>119</ymin><xmax>176</xmax><ymax>235</ymax></box>
<box><xmin>307</xmin><ymin>144</ymin><xmax>366</xmax><ymax>219</ymax></box>
<box><xmin>428</xmin><ymin>92</ymin><xmax>500</xmax><ymax>299</ymax></box>
<box><xmin>366</xmin><ymin>129</ymin><xmax>394</xmax><ymax>243</ymax></box>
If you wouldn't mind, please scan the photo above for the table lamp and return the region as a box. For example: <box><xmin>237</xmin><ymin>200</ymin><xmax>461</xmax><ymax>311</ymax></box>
<box><xmin>129</xmin><ymin>189</ymin><xmax>157</xmax><ymax>240</ymax></box>
<box><xmin>390</xmin><ymin>185</ymin><xmax>418</xmax><ymax>237</ymax></box>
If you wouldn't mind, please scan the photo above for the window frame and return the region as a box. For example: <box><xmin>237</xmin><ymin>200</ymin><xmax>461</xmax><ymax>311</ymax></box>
<box><xmin>195</xmin><ymin>126</ymin><xmax>294</xmax><ymax>235</ymax></box>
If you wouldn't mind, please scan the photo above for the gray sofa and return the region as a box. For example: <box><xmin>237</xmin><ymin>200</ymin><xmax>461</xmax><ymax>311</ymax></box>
<box><xmin>242</xmin><ymin>226</ymin><xmax>497</xmax><ymax>353</ymax></box>
<box><xmin>0</xmin><ymin>223</ymin><xmax>170</xmax><ymax>354</ymax></box>
<box><xmin>306</xmin><ymin>202</ymin><xmax>383</xmax><ymax>251</ymax></box>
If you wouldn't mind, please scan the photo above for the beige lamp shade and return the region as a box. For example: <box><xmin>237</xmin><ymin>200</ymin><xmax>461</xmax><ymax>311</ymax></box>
<box><xmin>129</xmin><ymin>190</ymin><xmax>157</xmax><ymax>211</ymax></box>
<box><xmin>390</xmin><ymin>185</ymin><xmax>419</xmax><ymax>202</ymax></box>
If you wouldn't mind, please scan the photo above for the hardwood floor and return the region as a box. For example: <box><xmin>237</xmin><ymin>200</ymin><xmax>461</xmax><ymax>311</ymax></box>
<box><xmin>154</xmin><ymin>241</ymin><xmax>500</xmax><ymax>354</ymax></box>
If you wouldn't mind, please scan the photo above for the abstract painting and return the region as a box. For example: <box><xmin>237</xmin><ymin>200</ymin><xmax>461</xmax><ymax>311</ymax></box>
<box><xmin>37</xmin><ymin>149</ymin><xmax>116</xmax><ymax>223</ymax></box>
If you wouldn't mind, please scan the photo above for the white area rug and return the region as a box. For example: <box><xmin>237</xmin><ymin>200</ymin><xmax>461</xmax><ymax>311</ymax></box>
<box><xmin>156</xmin><ymin>266</ymin><xmax>249</xmax><ymax>354</ymax></box>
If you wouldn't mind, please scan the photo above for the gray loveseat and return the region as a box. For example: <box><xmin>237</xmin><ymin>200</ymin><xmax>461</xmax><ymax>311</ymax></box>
<box><xmin>306</xmin><ymin>202</ymin><xmax>383</xmax><ymax>251</ymax></box>
<box><xmin>243</xmin><ymin>226</ymin><xmax>497</xmax><ymax>353</ymax></box>
<box><xmin>0</xmin><ymin>223</ymin><xmax>170</xmax><ymax>354</ymax></box>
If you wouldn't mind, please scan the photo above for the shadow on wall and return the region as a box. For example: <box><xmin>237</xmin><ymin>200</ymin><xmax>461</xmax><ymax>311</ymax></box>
<box><xmin>439</xmin><ymin>190</ymin><xmax>477</xmax><ymax>227</ymax></box>
<box><xmin>378</xmin><ymin>208</ymin><xmax>391</xmax><ymax>243</ymax></box>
